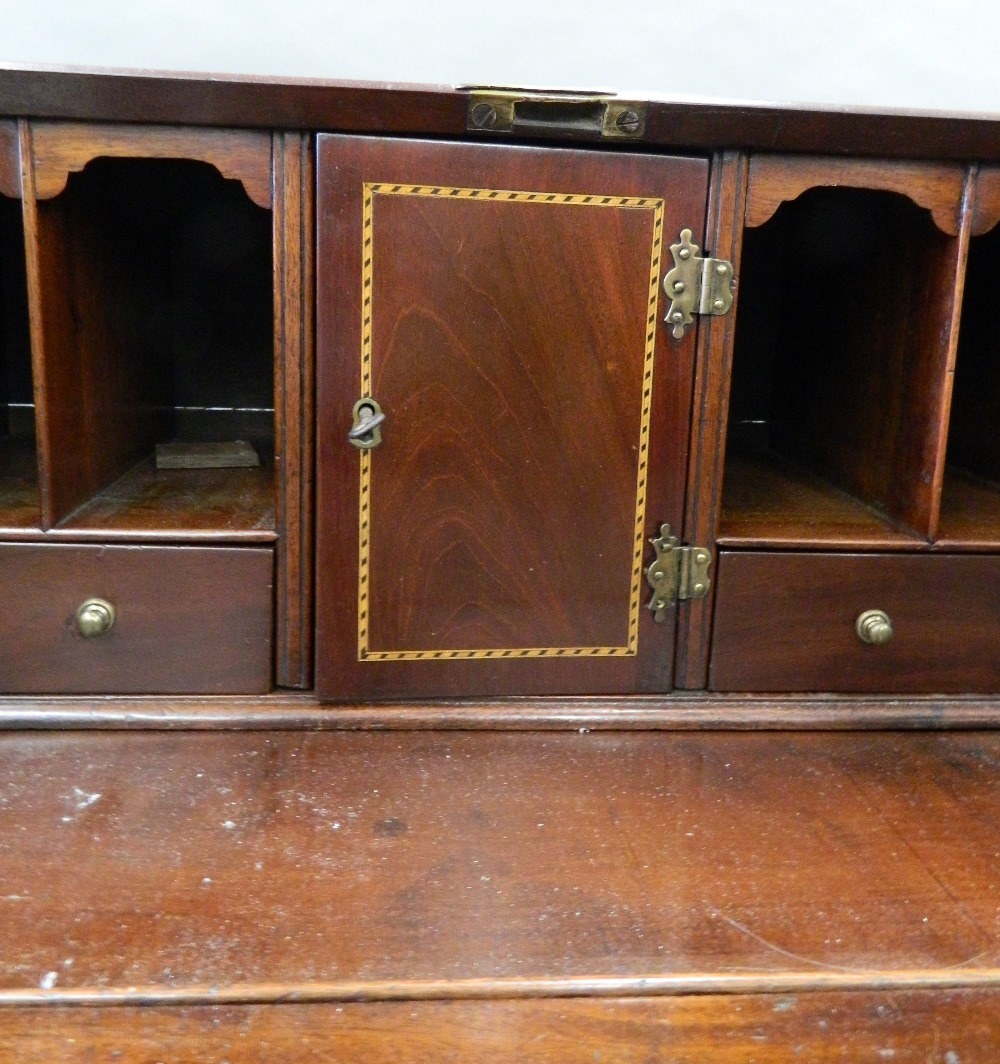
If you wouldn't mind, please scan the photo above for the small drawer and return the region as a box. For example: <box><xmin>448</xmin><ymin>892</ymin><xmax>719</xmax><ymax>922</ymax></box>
<box><xmin>0</xmin><ymin>543</ymin><xmax>273</xmax><ymax>694</ymax></box>
<box><xmin>709</xmin><ymin>550</ymin><xmax>1000</xmax><ymax>693</ymax></box>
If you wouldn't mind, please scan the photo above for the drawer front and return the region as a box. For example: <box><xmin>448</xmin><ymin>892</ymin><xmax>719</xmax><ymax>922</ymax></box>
<box><xmin>709</xmin><ymin>551</ymin><xmax>1000</xmax><ymax>692</ymax></box>
<box><xmin>0</xmin><ymin>543</ymin><xmax>273</xmax><ymax>694</ymax></box>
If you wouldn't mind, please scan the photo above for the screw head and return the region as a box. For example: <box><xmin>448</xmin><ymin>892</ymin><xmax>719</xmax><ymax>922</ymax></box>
<box><xmin>715</xmin><ymin>262</ymin><xmax>728</xmax><ymax>276</ymax></box>
<box><xmin>671</xmin><ymin>311</ymin><xmax>683</xmax><ymax>323</ymax></box>
<box><xmin>470</xmin><ymin>102</ymin><xmax>498</xmax><ymax>130</ymax></box>
<box><xmin>713</xmin><ymin>298</ymin><xmax>724</xmax><ymax>311</ymax></box>
<box><xmin>615</xmin><ymin>109</ymin><xmax>641</xmax><ymax>134</ymax></box>
<box><xmin>678</xmin><ymin>248</ymin><xmax>691</xmax><ymax>260</ymax></box>
<box><xmin>673</xmin><ymin>281</ymin><xmax>686</xmax><ymax>293</ymax></box>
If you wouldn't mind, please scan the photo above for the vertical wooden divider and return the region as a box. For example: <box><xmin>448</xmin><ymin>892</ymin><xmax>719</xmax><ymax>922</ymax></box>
<box><xmin>17</xmin><ymin>120</ymin><xmax>57</xmax><ymax>529</ymax></box>
<box><xmin>273</xmin><ymin>132</ymin><xmax>315</xmax><ymax>689</ymax></box>
<box><xmin>924</xmin><ymin>167</ymin><xmax>975</xmax><ymax>542</ymax></box>
<box><xmin>674</xmin><ymin>151</ymin><xmax>748</xmax><ymax>690</ymax></box>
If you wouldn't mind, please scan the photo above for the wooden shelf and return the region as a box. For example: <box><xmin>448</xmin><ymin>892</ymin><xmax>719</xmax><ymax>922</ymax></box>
<box><xmin>935</xmin><ymin>467</ymin><xmax>1000</xmax><ymax>549</ymax></box>
<box><xmin>718</xmin><ymin>451</ymin><xmax>925</xmax><ymax>549</ymax></box>
<box><xmin>53</xmin><ymin>456</ymin><xmax>276</xmax><ymax>541</ymax></box>
<box><xmin>0</xmin><ymin>434</ymin><xmax>39</xmax><ymax>529</ymax></box>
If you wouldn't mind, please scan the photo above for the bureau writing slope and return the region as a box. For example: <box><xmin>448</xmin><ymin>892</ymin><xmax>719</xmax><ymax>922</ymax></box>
<box><xmin>3</xmin><ymin>69</ymin><xmax>1000</xmax><ymax>1059</ymax></box>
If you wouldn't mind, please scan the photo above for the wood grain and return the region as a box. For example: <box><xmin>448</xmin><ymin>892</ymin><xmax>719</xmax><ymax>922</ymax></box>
<box><xmin>29</xmin><ymin>122</ymin><xmax>272</xmax><ymax>208</ymax></box>
<box><xmin>5</xmin><ymin>690</ymin><xmax>1000</xmax><ymax>730</ymax></box>
<box><xmin>53</xmin><ymin>458</ymin><xmax>276</xmax><ymax>537</ymax></box>
<box><xmin>943</xmin><ymin>182</ymin><xmax>1000</xmax><ymax>534</ymax></box>
<box><xmin>937</xmin><ymin>468</ymin><xmax>1000</xmax><ymax>549</ymax></box>
<box><xmin>0</xmin><ymin>543</ymin><xmax>273</xmax><ymax>693</ymax></box>
<box><xmin>0</xmin><ymin>183</ymin><xmax>39</xmax><ymax>529</ymax></box>
<box><xmin>674</xmin><ymin>151</ymin><xmax>746</xmax><ymax>689</ymax></box>
<box><xmin>718</xmin><ymin>452</ymin><xmax>929</xmax><ymax>549</ymax></box>
<box><xmin>273</xmin><ymin>132</ymin><xmax>315</xmax><ymax>690</ymax></box>
<box><xmin>0</xmin><ymin>119</ymin><xmax>19</xmax><ymax>198</ymax></box>
<box><xmin>746</xmin><ymin>154</ymin><xmax>967</xmax><ymax>234</ymax></box>
<box><xmin>710</xmin><ymin>550</ymin><xmax>1000</xmax><ymax>692</ymax></box>
<box><xmin>6</xmin><ymin>66</ymin><xmax>1000</xmax><ymax>162</ymax></box>
<box><xmin>2</xmin><ymin>729</ymin><xmax>1000</xmax><ymax>993</ymax></box>
<box><xmin>4</xmin><ymin>991</ymin><xmax>1000</xmax><ymax>1060</ymax></box>
<box><xmin>0</xmin><ymin>438</ymin><xmax>39</xmax><ymax>529</ymax></box>
<box><xmin>972</xmin><ymin>164</ymin><xmax>1000</xmax><ymax>235</ymax></box>
<box><xmin>316</xmin><ymin>135</ymin><xmax>709</xmax><ymax>700</ymax></box>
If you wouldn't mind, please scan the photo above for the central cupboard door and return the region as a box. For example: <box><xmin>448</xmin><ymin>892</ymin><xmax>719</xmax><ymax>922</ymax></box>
<box><xmin>316</xmin><ymin>136</ymin><xmax>709</xmax><ymax>699</ymax></box>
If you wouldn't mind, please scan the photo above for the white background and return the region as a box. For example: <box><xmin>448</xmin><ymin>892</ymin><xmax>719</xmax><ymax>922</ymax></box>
<box><xmin>1</xmin><ymin>0</ymin><xmax>998</xmax><ymax>114</ymax></box>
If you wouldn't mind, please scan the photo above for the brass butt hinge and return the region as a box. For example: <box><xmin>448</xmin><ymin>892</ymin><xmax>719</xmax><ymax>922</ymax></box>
<box><xmin>663</xmin><ymin>229</ymin><xmax>735</xmax><ymax>339</ymax></box>
<box><xmin>645</xmin><ymin>524</ymin><xmax>712</xmax><ymax>622</ymax></box>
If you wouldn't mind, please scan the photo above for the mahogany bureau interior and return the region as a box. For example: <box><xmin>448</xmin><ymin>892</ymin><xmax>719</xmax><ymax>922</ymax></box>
<box><xmin>2</xmin><ymin>69</ymin><xmax>1000</xmax><ymax>1058</ymax></box>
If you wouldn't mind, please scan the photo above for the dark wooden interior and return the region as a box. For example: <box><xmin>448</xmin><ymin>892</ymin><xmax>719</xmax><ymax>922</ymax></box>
<box><xmin>29</xmin><ymin>155</ymin><xmax>275</xmax><ymax>534</ymax></box>
<box><xmin>0</xmin><ymin>192</ymin><xmax>38</xmax><ymax>529</ymax></box>
<box><xmin>721</xmin><ymin>184</ymin><xmax>960</xmax><ymax>546</ymax></box>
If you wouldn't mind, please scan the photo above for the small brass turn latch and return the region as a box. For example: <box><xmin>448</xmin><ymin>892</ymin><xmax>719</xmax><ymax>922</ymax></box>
<box><xmin>348</xmin><ymin>398</ymin><xmax>385</xmax><ymax>450</ymax></box>
<box><xmin>645</xmin><ymin>524</ymin><xmax>712</xmax><ymax>622</ymax></box>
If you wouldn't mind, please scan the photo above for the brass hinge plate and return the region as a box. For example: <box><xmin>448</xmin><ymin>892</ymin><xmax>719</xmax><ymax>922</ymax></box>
<box><xmin>465</xmin><ymin>88</ymin><xmax>647</xmax><ymax>140</ymax></box>
<box><xmin>645</xmin><ymin>524</ymin><xmax>712</xmax><ymax>622</ymax></box>
<box><xmin>662</xmin><ymin>229</ymin><xmax>735</xmax><ymax>339</ymax></box>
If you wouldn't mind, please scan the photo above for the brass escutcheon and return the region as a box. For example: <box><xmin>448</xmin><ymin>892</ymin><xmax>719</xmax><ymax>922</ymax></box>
<box><xmin>348</xmin><ymin>398</ymin><xmax>385</xmax><ymax>451</ymax></box>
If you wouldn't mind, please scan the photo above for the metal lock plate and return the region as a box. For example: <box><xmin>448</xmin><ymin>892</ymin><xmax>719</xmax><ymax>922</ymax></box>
<box><xmin>466</xmin><ymin>88</ymin><xmax>647</xmax><ymax>140</ymax></box>
<box><xmin>349</xmin><ymin>398</ymin><xmax>385</xmax><ymax>450</ymax></box>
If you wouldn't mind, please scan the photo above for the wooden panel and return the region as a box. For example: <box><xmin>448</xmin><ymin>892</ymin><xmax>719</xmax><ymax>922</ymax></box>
<box><xmin>7</xmin><ymin>67</ymin><xmax>1000</xmax><ymax>164</ymax></box>
<box><xmin>4</xmin><ymin>992</ymin><xmax>1000</xmax><ymax>1062</ymax></box>
<box><xmin>972</xmin><ymin>164</ymin><xmax>1000</xmax><ymax>235</ymax></box>
<box><xmin>746</xmin><ymin>154</ymin><xmax>967</xmax><ymax>234</ymax></box>
<box><xmin>0</xmin><ymin>119</ymin><xmax>19</xmax><ymax>198</ymax></box>
<box><xmin>316</xmin><ymin>135</ymin><xmax>709</xmax><ymax>699</ymax></box>
<box><xmin>710</xmin><ymin>550</ymin><xmax>1000</xmax><ymax>692</ymax></box>
<box><xmin>273</xmin><ymin>132</ymin><xmax>315</xmax><ymax>689</ymax></box>
<box><xmin>0</xmin><ymin>543</ymin><xmax>273</xmax><ymax>693</ymax></box>
<box><xmin>29</xmin><ymin>121</ymin><xmax>272</xmax><ymax>208</ymax></box>
<box><xmin>3</xmin><ymin>730</ymin><xmax>1000</xmax><ymax>994</ymax></box>
<box><xmin>943</xmin><ymin>186</ymin><xmax>1000</xmax><ymax>541</ymax></box>
<box><xmin>674</xmin><ymin>151</ymin><xmax>747</xmax><ymax>689</ymax></box>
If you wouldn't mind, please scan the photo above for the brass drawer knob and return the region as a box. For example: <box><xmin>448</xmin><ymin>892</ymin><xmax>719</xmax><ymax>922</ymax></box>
<box><xmin>75</xmin><ymin>598</ymin><xmax>116</xmax><ymax>638</ymax></box>
<box><xmin>855</xmin><ymin>609</ymin><xmax>893</xmax><ymax>646</ymax></box>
